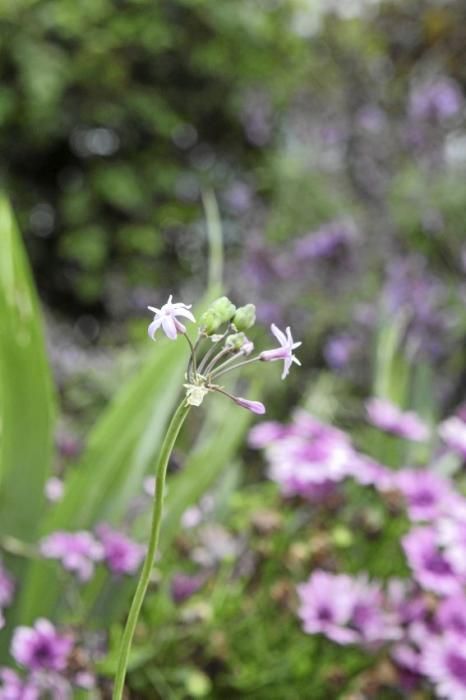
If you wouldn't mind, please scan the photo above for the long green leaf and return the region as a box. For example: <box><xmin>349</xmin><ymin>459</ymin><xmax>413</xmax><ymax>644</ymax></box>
<box><xmin>0</xmin><ymin>196</ymin><xmax>55</xmax><ymax>540</ymax></box>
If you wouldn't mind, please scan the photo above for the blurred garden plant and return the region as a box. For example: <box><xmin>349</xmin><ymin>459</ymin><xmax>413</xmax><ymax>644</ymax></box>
<box><xmin>113</xmin><ymin>294</ymin><xmax>301</xmax><ymax>698</ymax></box>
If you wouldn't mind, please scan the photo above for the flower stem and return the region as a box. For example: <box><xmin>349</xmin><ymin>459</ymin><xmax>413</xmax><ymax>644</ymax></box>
<box><xmin>112</xmin><ymin>399</ymin><xmax>191</xmax><ymax>700</ymax></box>
<box><xmin>211</xmin><ymin>355</ymin><xmax>261</xmax><ymax>380</ymax></box>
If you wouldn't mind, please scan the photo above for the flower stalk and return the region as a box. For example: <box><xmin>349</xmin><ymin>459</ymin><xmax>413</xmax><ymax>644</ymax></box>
<box><xmin>112</xmin><ymin>399</ymin><xmax>191</xmax><ymax>700</ymax></box>
<box><xmin>113</xmin><ymin>293</ymin><xmax>301</xmax><ymax>696</ymax></box>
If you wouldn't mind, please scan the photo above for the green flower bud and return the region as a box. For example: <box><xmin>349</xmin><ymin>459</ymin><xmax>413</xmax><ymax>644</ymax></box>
<box><xmin>211</xmin><ymin>296</ymin><xmax>236</xmax><ymax>323</ymax></box>
<box><xmin>233</xmin><ymin>304</ymin><xmax>256</xmax><ymax>331</ymax></box>
<box><xmin>199</xmin><ymin>310</ymin><xmax>222</xmax><ymax>335</ymax></box>
<box><xmin>226</xmin><ymin>332</ymin><xmax>247</xmax><ymax>351</ymax></box>
<box><xmin>200</xmin><ymin>297</ymin><xmax>236</xmax><ymax>334</ymax></box>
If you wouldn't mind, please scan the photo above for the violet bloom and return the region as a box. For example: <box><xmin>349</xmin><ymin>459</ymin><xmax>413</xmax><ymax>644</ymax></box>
<box><xmin>260</xmin><ymin>324</ymin><xmax>301</xmax><ymax>380</ymax></box>
<box><xmin>394</xmin><ymin>469</ymin><xmax>456</xmax><ymax>522</ymax></box>
<box><xmin>297</xmin><ymin>571</ymin><xmax>359</xmax><ymax>644</ymax></box>
<box><xmin>294</xmin><ymin>220</ymin><xmax>354</xmax><ymax>261</ymax></box>
<box><xmin>266</xmin><ymin>430</ymin><xmax>354</xmax><ymax>499</ymax></box>
<box><xmin>348</xmin><ymin>575</ymin><xmax>401</xmax><ymax>644</ymax></box>
<box><xmin>0</xmin><ymin>668</ymin><xmax>40</xmax><ymax>700</ymax></box>
<box><xmin>170</xmin><ymin>573</ymin><xmax>205</xmax><ymax>604</ymax></box>
<box><xmin>366</xmin><ymin>398</ymin><xmax>429</xmax><ymax>442</ymax></box>
<box><xmin>147</xmin><ymin>295</ymin><xmax>195</xmax><ymax>341</ymax></box>
<box><xmin>297</xmin><ymin>570</ymin><xmax>397</xmax><ymax>646</ymax></box>
<box><xmin>410</xmin><ymin>78</ymin><xmax>463</xmax><ymax>123</ymax></box>
<box><xmin>11</xmin><ymin>619</ymin><xmax>73</xmax><ymax>672</ymax></box>
<box><xmin>402</xmin><ymin>526</ymin><xmax>462</xmax><ymax>596</ymax></box>
<box><xmin>348</xmin><ymin>455</ymin><xmax>395</xmax><ymax>492</ymax></box>
<box><xmin>421</xmin><ymin>632</ymin><xmax>466</xmax><ymax>699</ymax></box>
<box><xmin>436</xmin><ymin>595</ymin><xmax>466</xmax><ymax>637</ymax></box>
<box><xmin>95</xmin><ymin>524</ymin><xmax>145</xmax><ymax>576</ymax></box>
<box><xmin>0</xmin><ymin>562</ymin><xmax>15</xmax><ymax>609</ymax></box>
<box><xmin>439</xmin><ymin>416</ymin><xmax>466</xmax><ymax>460</ymax></box>
<box><xmin>40</xmin><ymin>531</ymin><xmax>104</xmax><ymax>582</ymax></box>
<box><xmin>248</xmin><ymin>421</ymin><xmax>293</xmax><ymax>449</ymax></box>
<box><xmin>437</xmin><ymin>517</ymin><xmax>466</xmax><ymax>577</ymax></box>
<box><xmin>232</xmin><ymin>396</ymin><xmax>266</xmax><ymax>415</ymax></box>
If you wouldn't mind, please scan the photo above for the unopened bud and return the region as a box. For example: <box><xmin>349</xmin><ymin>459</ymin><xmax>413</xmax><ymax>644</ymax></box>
<box><xmin>233</xmin><ymin>304</ymin><xmax>256</xmax><ymax>331</ymax></box>
<box><xmin>200</xmin><ymin>297</ymin><xmax>236</xmax><ymax>334</ymax></box>
<box><xmin>226</xmin><ymin>332</ymin><xmax>247</xmax><ymax>351</ymax></box>
<box><xmin>199</xmin><ymin>310</ymin><xmax>222</xmax><ymax>335</ymax></box>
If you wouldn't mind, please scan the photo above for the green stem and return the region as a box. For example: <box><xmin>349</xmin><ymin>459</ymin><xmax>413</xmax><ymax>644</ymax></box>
<box><xmin>112</xmin><ymin>399</ymin><xmax>191</xmax><ymax>700</ymax></box>
<box><xmin>211</xmin><ymin>355</ymin><xmax>261</xmax><ymax>380</ymax></box>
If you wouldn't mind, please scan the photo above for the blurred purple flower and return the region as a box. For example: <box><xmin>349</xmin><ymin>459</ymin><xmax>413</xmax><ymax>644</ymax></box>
<box><xmin>324</xmin><ymin>333</ymin><xmax>358</xmax><ymax>370</ymax></box>
<box><xmin>395</xmin><ymin>469</ymin><xmax>456</xmax><ymax>522</ymax></box>
<box><xmin>170</xmin><ymin>573</ymin><xmax>205</xmax><ymax>604</ymax></box>
<box><xmin>366</xmin><ymin>398</ymin><xmax>429</xmax><ymax>442</ymax></box>
<box><xmin>147</xmin><ymin>295</ymin><xmax>195</xmax><ymax>341</ymax></box>
<box><xmin>260</xmin><ymin>324</ymin><xmax>301</xmax><ymax>379</ymax></box>
<box><xmin>356</xmin><ymin>105</ymin><xmax>386</xmax><ymax>133</ymax></box>
<box><xmin>95</xmin><ymin>524</ymin><xmax>145</xmax><ymax>576</ymax></box>
<box><xmin>439</xmin><ymin>416</ymin><xmax>466</xmax><ymax>460</ymax></box>
<box><xmin>421</xmin><ymin>632</ymin><xmax>466</xmax><ymax>699</ymax></box>
<box><xmin>402</xmin><ymin>526</ymin><xmax>462</xmax><ymax>596</ymax></box>
<box><xmin>40</xmin><ymin>531</ymin><xmax>104</xmax><ymax>582</ymax></box>
<box><xmin>294</xmin><ymin>220</ymin><xmax>354</xmax><ymax>261</ymax></box>
<box><xmin>438</xmin><ymin>516</ymin><xmax>466</xmax><ymax>578</ymax></box>
<box><xmin>0</xmin><ymin>562</ymin><xmax>15</xmax><ymax>609</ymax></box>
<box><xmin>12</xmin><ymin>619</ymin><xmax>73</xmax><ymax>672</ymax></box>
<box><xmin>436</xmin><ymin>595</ymin><xmax>466</xmax><ymax>637</ymax></box>
<box><xmin>297</xmin><ymin>571</ymin><xmax>399</xmax><ymax>646</ymax></box>
<box><xmin>0</xmin><ymin>668</ymin><xmax>40</xmax><ymax>700</ymax></box>
<box><xmin>297</xmin><ymin>571</ymin><xmax>360</xmax><ymax>644</ymax></box>
<box><xmin>410</xmin><ymin>78</ymin><xmax>463</xmax><ymax>123</ymax></box>
<box><xmin>248</xmin><ymin>421</ymin><xmax>293</xmax><ymax>449</ymax></box>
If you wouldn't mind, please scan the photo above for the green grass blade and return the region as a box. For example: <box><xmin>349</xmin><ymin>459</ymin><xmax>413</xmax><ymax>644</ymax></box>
<box><xmin>0</xmin><ymin>196</ymin><xmax>55</xmax><ymax>540</ymax></box>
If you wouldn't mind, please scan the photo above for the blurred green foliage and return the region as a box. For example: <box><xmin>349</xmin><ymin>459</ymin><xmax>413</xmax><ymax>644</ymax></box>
<box><xmin>0</xmin><ymin>0</ymin><xmax>305</xmax><ymax>311</ymax></box>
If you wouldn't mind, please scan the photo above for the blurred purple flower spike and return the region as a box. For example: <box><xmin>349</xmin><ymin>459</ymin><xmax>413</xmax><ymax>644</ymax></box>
<box><xmin>148</xmin><ymin>295</ymin><xmax>195</xmax><ymax>341</ymax></box>
<box><xmin>260</xmin><ymin>324</ymin><xmax>301</xmax><ymax>379</ymax></box>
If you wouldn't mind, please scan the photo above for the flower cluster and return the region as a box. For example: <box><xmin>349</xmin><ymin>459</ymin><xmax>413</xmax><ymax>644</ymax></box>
<box><xmin>252</xmin><ymin>403</ymin><xmax>466</xmax><ymax>698</ymax></box>
<box><xmin>297</xmin><ymin>571</ymin><xmax>400</xmax><ymax>646</ymax></box>
<box><xmin>366</xmin><ymin>397</ymin><xmax>429</xmax><ymax>442</ymax></box>
<box><xmin>40</xmin><ymin>524</ymin><xmax>145</xmax><ymax>582</ymax></box>
<box><xmin>249</xmin><ymin>409</ymin><xmax>393</xmax><ymax>500</ymax></box>
<box><xmin>1</xmin><ymin>618</ymin><xmax>95</xmax><ymax>698</ymax></box>
<box><xmin>147</xmin><ymin>294</ymin><xmax>301</xmax><ymax>414</ymax></box>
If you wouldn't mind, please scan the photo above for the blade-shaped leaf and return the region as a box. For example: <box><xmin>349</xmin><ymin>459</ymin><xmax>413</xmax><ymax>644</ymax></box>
<box><xmin>0</xmin><ymin>196</ymin><xmax>55</xmax><ymax>540</ymax></box>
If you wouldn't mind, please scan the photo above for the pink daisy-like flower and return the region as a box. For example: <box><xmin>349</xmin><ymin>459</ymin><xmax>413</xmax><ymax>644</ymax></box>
<box><xmin>421</xmin><ymin>632</ymin><xmax>466</xmax><ymax>699</ymax></box>
<box><xmin>402</xmin><ymin>526</ymin><xmax>462</xmax><ymax>596</ymax></box>
<box><xmin>40</xmin><ymin>531</ymin><xmax>104</xmax><ymax>582</ymax></box>
<box><xmin>394</xmin><ymin>469</ymin><xmax>456</xmax><ymax>522</ymax></box>
<box><xmin>11</xmin><ymin>619</ymin><xmax>73</xmax><ymax>672</ymax></box>
<box><xmin>366</xmin><ymin>398</ymin><xmax>429</xmax><ymax>442</ymax></box>
<box><xmin>147</xmin><ymin>295</ymin><xmax>195</xmax><ymax>341</ymax></box>
<box><xmin>439</xmin><ymin>416</ymin><xmax>466</xmax><ymax>460</ymax></box>
<box><xmin>260</xmin><ymin>324</ymin><xmax>301</xmax><ymax>379</ymax></box>
<box><xmin>95</xmin><ymin>524</ymin><xmax>145</xmax><ymax>576</ymax></box>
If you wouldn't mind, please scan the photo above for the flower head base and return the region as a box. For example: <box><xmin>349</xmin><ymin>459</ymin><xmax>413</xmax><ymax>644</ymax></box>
<box><xmin>147</xmin><ymin>294</ymin><xmax>302</xmax><ymax>416</ymax></box>
<box><xmin>148</xmin><ymin>295</ymin><xmax>195</xmax><ymax>341</ymax></box>
<box><xmin>260</xmin><ymin>324</ymin><xmax>302</xmax><ymax>379</ymax></box>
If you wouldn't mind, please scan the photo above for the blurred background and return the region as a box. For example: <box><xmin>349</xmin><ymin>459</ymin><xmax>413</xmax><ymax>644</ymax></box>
<box><xmin>1</xmin><ymin>0</ymin><xmax>466</xmax><ymax>697</ymax></box>
<box><xmin>1</xmin><ymin>0</ymin><xmax>465</xmax><ymax>409</ymax></box>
